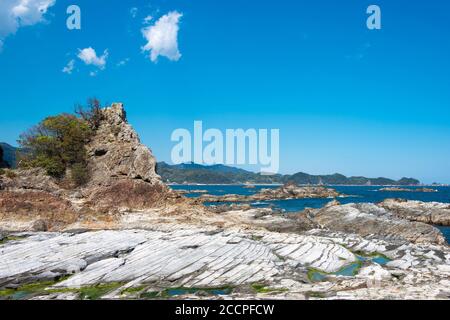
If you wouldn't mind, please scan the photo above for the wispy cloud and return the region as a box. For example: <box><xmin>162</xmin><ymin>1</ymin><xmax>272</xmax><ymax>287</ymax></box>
<box><xmin>62</xmin><ymin>59</ymin><xmax>75</xmax><ymax>74</ymax></box>
<box><xmin>141</xmin><ymin>11</ymin><xmax>182</xmax><ymax>62</ymax></box>
<box><xmin>0</xmin><ymin>0</ymin><xmax>56</xmax><ymax>50</ymax></box>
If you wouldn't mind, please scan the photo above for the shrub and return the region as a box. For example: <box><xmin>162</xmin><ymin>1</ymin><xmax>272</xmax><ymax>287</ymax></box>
<box><xmin>0</xmin><ymin>168</ymin><xmax>5</xmax><ymax>176</ymax></box>
<box><xmin>17</xmin><ymin>98</ymin><xmax>104</xmax><ymax>186</ymax></box>
<box><xmin>18</xmin><ymin>114</ymin><xmax>92</xmax><ymax>179</ymax></box>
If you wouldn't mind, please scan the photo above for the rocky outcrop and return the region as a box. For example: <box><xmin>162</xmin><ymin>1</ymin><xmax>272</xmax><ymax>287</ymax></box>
<box><xmin>379</xmin><ymin>199</ymin><xmax>450</xmax><ymax>226</ymax></box>
<box><xmin>256</xmin><ymin>182</ymin><xmax>341</xmax><ymax>199</ymax></box>
<box><xmin>0</xmin><ymin>103</ymin><xmax>189</xmax><ymax>231</ymax></box>
<box><xmin>196</xmin><ymin>183</ymin><xmax>341</xmax><ymax>203</ymax></box>
<box><xmin>79</xmin><ymin>103</ymin><xmax>176</xmax><ymax>213</ymax></box>
<box><xmin>308</xmin><ymin>202</ymin><xmax>446</xmax><ymax>245</ymax></box>
<box><xmin>85</xmin><ymin>103</ymin><xmax>161</xmax><ymax>186</ymax></box>
<box><xmin>379</xmin><ymin>187</ymin><xmax>437</xmax><ymax>193</ymax></box>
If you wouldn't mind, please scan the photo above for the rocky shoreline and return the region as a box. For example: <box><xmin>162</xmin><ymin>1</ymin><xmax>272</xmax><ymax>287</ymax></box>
<box><xmin>1</xmin><ymin>220</ymin><xmax>449</xmax><ymax>300</ymax></box>
<box><xmin>0</xmin><ymin>103</ymin><xmax>449</xmax><ymax>300</ymax></box>
<box><xmin>1</xmin><ymin>194</ymin><xmax>449</xmax><ymax>300</ymax></box>
<box><xmin>379</xmin><ymin>187</ymin><xmax>437</xmax><ymax>193</ymax></box>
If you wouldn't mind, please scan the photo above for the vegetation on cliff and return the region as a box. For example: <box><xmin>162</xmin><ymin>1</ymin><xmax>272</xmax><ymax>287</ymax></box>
<box><xmin>17</xmin><ymin>98</ymin><xmax>104</xmax><ymax>186</ymax></box>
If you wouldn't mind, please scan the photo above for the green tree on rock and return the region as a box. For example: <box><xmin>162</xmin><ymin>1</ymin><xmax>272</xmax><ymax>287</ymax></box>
<box><xmin>17</xmin><ymin>99</ymin><xmax>103</xmax><ymax>186</ymax></box>
<box><xmin>18</xmin><ymin>114</ymin><xmax>92</xmax><ymax>179</ymax></box>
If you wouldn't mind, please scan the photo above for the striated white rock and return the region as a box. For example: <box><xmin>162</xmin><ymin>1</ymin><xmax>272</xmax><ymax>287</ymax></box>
<box><xmin>358</xmin><ymin>265</ymin><xmax>391</xmax><ymax>281</ymax></box>
<box><xmin>309</xmin><ymin>202</ymin><xmax>446</xmax><ymax>244</ymax></box>
<box><xmin>0</xmin><ymin>225</ymin><xmax>449</xmax><ymax>300</ymax></box>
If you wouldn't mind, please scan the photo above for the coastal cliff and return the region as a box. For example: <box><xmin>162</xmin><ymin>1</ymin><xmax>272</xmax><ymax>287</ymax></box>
<box><xmin>0</xmin><ymin>103</ymin><xmax>202</xmax><ymax>231</ymax></box>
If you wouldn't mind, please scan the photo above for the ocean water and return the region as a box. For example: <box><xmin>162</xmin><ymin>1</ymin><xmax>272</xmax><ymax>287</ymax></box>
<box><xmin>438</xmin><ymin>226</ymin><xmax>450</xmax><ymax>242</ymax></box>
<box><xmin>171</xmin><ymin>185</ymin><xmax>450</xmax><ymax>243</ymax></box>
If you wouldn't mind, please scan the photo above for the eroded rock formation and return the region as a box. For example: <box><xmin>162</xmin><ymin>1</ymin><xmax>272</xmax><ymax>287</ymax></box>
<box><xmin>86</xmin><ymin>103</ymin><xmax>161</xmax><ymax>186</ymax></box>
<box><xmin>0</xmin><ymin>103</ymin><xmax>194</xmax><ymax>231</ymax></box>
<box><xmin>379</xmin><ymin>199</ymin><xmax>450</xmax><ymax>226</ymax></box>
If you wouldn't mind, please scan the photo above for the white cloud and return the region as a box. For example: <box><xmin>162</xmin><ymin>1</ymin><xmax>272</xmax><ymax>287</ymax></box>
<box><xmin>62</xmin><ymin>59</ymin><xmax>75</xmax><ymax>74</ymax></box>
<box><xmin>77</xmin><ymin>47</ymin><xmax>108</xmax><ymax>69</ymax></box>
<box><xmin>141</xmin><ymin>11</ymin><xmax>182</xmax><ymax>62</ymax></box>
<box><xmin>130</xmin><ymin>7</ymin><xmax>138</xmax><ymax>18</ymax></box>
<box><xmin>89</xmin><ymin>71</ymin><xmax>97</xmax><ymax>77</ymax></box>
<box><xmin>0</xmin><ymin>0</ymin><xmax>56</xmax><ymax>50</ymax></box>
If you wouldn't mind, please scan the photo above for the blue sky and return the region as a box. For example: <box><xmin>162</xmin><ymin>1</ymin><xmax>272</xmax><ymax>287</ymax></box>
<box><xmin>1</xmin><ymin>0</ymin><xmax>449</xmax><ymax>183</ymax></box>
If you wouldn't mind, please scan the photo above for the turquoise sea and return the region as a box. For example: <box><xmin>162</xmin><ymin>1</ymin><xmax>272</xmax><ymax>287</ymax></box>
<box><xmin>171</xmin><ymin>185</ymin><xmax>450</xmax><ymax>243</ymax></box>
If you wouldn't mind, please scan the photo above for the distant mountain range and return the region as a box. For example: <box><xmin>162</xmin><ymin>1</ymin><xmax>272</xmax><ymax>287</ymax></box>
<box><xmin>0</xmin><ymin>142</ymin><xmax>421</xmax><ymax>185</ymax></box>
<box><xmin>156</xmin><ymin>162</ymin><xmax>420</xmax><ymax>186</ymax></box>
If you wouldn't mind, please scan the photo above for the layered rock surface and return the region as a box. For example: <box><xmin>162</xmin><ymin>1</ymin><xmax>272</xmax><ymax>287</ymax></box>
<box><xmin>308</xmin><ymin>202</ymin><xmax>446</xmax><ymax>245</ymax></box>
<box><xmin>379</xmin><ymin>199</ymin><xmax>450</xmax><ymax>226</ymax></box>
<box><xmin>0</xmin><ymin>226</ymin><xmax>448</xmax><ymax>300</ymax></box>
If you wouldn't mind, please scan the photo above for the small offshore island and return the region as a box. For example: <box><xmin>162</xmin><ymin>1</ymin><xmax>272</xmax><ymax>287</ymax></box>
<box><xmin>0</xmin><ymin>103</ymin><xmax>449</xmax><ymax>300</ymax></box>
